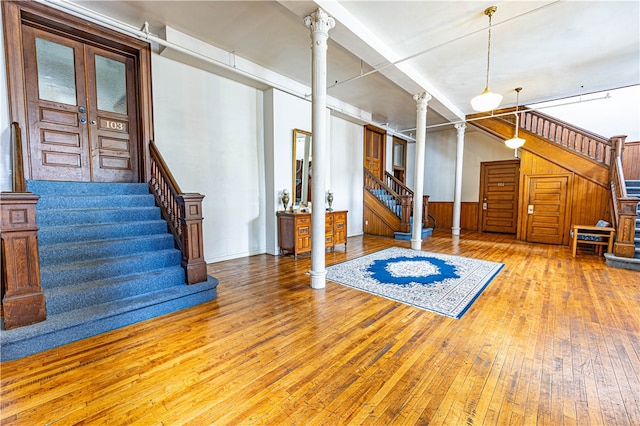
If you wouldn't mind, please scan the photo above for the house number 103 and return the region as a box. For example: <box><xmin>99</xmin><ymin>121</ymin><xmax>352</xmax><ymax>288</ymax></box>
<box><xmin>103</xmin><ymin>120</ymin><xmax>125</xmax><ymax>131</ymax></box>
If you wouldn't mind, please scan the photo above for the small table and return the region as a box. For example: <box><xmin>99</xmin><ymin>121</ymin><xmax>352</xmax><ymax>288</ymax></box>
<box><xmin>570</xmin><ymin>224</ymin><xmax>615</xmax><ymax>257</ymax></box>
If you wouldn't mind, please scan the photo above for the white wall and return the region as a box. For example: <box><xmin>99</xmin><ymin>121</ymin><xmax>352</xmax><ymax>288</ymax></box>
<box><xmin>423</xmin><ymin>128</ymin><xmax>514</xmax><ymax>202</ymax></box>
<box><xmin>152</xmin><ymin>54</ymin><xmax>266</xmax><ymax>263</ymax></box>
<box><xmin>330</xmin><ymin>116</ymin><xmax>364</xmax><ymax>236</ymax></box>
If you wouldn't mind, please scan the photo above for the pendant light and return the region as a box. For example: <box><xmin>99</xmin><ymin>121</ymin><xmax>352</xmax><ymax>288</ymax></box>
<box><xmin>470</xmin><ymin>6</ymin><xmax>502</xmax><ymax>112</ymax></box>
<box><xmin>505</xmin><ymin>87</ymin><xmax>525</xmax><ymax>149</ymax></box>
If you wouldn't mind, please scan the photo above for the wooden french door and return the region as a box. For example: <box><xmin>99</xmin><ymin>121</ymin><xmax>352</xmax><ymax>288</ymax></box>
<box><xmin>524</xmin><ymin>175</ymin><xmax>571</xmax><ymax>245</ymax></box>
<box><xmin>364</xmin><ymin>125</ymin><xmax>385</xmax><ymax>180</ymax></box>
<box><xmin>22</xmin><ymin>25</ymin><xmax>138</xmax><ymax>182</ymax></box>
<box><xmin>480</xmin><ymin>160</ymin><xmax>520</xmax><ymax>233</ymax></box>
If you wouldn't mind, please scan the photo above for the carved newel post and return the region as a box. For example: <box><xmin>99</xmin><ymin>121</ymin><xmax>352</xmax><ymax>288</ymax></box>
<box><xmin>1</xmin><ymin>193</ymin><xmax>46</xmax><ymax>329</ymax></box>
<box><xmin>177</xmin><ymin>193</ymin><xmax>208</xmax><ymax>284</ymax></box>
<box><xmin>305</xmin><ymin>8</ymin><xmax>335</xmax><ymax>289</ymax></box>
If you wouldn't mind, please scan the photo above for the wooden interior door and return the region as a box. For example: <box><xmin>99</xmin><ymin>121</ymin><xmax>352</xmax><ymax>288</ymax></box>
<box><xmin>480</xmin><ymin>160</ymin><xmax>520</xmax><ymax>233</ymax></box>
<box><xmin>525</xmin><ymin>175</ymin><xmax>570</xmax><ymax>244</ymax></box>
<box><xmin>364</xmin><ymin>125</ymin><xmax>385</xmax><ymax>179</ymax></box>
<box><xmin>22</xmin><ymin>25</ymin><xmax>138</xmax><ymax>182</ymax></box>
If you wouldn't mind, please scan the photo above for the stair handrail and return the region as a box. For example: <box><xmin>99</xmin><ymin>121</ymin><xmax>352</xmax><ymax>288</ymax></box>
<box><xmin>148</xmin><ymin>140</ymin><xmax>207</xmax><ymax>284</ymax></box>
<box><xmin>364</xmin><ymin>169</ymin><xmax>412</xmax><ymax>227</ymax></box>
<box><xmin>519</xmin><ymin>108</ymin><xmax>612</xmax><ymax>167</ymax></box>
<box><xmin>10</xmin><ymin>122</ymin><xmax>27</xmax><ymax>193</ymax></box>
<box><xmin>384</xmin><ymin>171</ymin><xmax>413</xmax><ymax>199</ymax></box>
<box><xmin>610</xmin><ymin>137</ymin><xmax>639</xmax><ymax>258</ymax></box>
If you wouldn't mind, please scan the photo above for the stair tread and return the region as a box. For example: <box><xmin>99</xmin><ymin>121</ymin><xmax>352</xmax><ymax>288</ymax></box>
<box><xmin>38</xmin><ymin>218</ymin><xmax>168</xmax><ymax>231</ymax></box>
<box><xmin>39</xmin><ymin>233</ymin><xmax>172</xmax><ymax>251</ymax></box>
<box><xmin>40</xmin><ymin>248</ymin><xmax>180</xmax><ymax>273</ymax></box>
<box><xmin>45</xmin><ymin>266</ymin><xmax>184</xmax><ymax>296</ymax></box>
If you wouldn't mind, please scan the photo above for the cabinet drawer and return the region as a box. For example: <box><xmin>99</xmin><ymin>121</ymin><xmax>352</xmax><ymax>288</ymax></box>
<box><xmin>296</xmin><ymin>225</ymin><xmax>310</xmax><ymax>237</ymax></box>
<box><xmin>295</xmin><ymin>216</ymin><xmax>310</xmax><ymax>226</ymax></box>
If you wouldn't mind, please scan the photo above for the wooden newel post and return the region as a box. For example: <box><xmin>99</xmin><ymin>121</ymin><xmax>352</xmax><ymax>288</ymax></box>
<box><xmin>613</xmin><ymin>198</ymin><xmax>639</xmax><ymax>258</ymax></box>
<box><xmin>1</xmin><ymin>193</ymin><xmax>46</xmax><ymax>329</ymax></box>
<box><xmin>422</xmin><ymin>195</ymin><xmax>430</xmax><ymax>228</ymax></box>
<box><xmin>177</xmin><ymin>193</ymin><xmax>207</xmax><ymax>284</ymax></box>
<box><xmin>400</xmin><ymin>195</ymin><xmax>412</xmax><ymax>233</ymax></box>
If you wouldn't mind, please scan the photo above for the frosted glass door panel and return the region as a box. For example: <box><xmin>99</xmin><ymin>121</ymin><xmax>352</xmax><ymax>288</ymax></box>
<box><xmin>95</xmin><ymin>55</ymin><xmax>127</xmax><ymax>114</ymax></box>
<box><xmin>35</xmin><ymin>37</ymin><xmax>77</xmax><ymax>105</ymax></box>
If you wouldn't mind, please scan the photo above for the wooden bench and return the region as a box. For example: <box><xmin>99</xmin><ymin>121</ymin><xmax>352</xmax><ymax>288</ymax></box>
<box><xmin>570</xmin><ymin>224</ymin><xmax>615</xmax><ymax>257</ymax></box>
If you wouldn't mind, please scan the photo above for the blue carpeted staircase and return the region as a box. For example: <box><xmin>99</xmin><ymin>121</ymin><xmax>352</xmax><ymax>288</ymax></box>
<box><xmin>627</xmin><ymin>180</ymin><xmax>640</xmax><ymax>259</ymax></box>
<box><xmin>368</xmin><ymin>188</ymin><xmax>432</xmax><ymax>240</ymax></box>
<box><xmin>0</xmin><ymin>180</ymin><xmax>218</xmax><ymax>361</ymax></box>
<box><xmin>605</xmin><ymin>180</ymin><xmax>640</xmax><ymax>271</ymax></box>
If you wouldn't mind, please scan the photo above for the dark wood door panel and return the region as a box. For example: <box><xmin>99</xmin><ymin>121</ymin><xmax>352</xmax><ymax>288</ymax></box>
<box><xmin>480</xmin><ymin>160</ymin><xmax>520</xmax><ymax>234</ymax></box>
<box><xmin>525</xmin><ymin>175</ymin><xmax>569</xmax><ymax>245</ymax></box>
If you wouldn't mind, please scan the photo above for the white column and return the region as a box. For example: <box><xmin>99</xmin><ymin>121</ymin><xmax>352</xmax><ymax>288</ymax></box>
<box><xmin>411</xmin><ymin>92</ymin><xmax>431</xmax><ymax>250</ymax></box>
<box><xmin>305</xmin><ymin>9</ymin><xmax>334</xmax><ymax>289</ymax></box>
<box><xmin>452</xmin><ymin>123</ymin><xmax>466</xmax><ymax>236</ymax></box>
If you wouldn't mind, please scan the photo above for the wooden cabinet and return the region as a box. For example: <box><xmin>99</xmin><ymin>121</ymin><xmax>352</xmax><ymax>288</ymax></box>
<box><xmin>277</xmin><ymin>210</ymin><xmax>348</xmax><ymax>258</ymax></box>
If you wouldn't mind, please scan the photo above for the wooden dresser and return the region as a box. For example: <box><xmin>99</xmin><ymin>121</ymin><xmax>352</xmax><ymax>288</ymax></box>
<box><xmin>277</xmin><ymin>210</ymin><xmax>347</xmax><ymax>258</ymax></box>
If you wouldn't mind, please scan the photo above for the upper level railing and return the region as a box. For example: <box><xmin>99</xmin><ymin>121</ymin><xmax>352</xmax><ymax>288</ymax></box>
<box><xmin>519</xmin><ymin>109</ymin><xmax>612</xmax><ymax>167</ymax></box>
<box><xmin>149</xmin><ymin>140</ymin><xmax>208</xmax><ymax>284</ymax></box>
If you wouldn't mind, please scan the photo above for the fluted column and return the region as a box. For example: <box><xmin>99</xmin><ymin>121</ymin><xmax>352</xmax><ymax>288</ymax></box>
<box><xmin>305</xmin><ymin>9</ymin><xmax>335</xmax><ymax>289</ymax></box>
<box><xmin>452</xmin><ymin>123</ymin><xmax>466</xmax><ymax>236</ymax></box>
<box><xmin>411</xmin><ymin>92</ymin><xmax>431</xmax><ymax>250</ymax></box>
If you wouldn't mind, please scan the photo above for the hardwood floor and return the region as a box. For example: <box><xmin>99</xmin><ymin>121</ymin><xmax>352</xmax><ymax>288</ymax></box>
<box><xmin>1</xmin><ymin>231</ymin><xmax>639</xmax><ymax>425</ymax></box>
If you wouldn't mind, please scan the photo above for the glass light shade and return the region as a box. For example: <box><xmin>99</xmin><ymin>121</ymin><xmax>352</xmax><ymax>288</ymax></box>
<box><xmin>505</xmin><ymin>137</ymin><xmax>525</xmax><ymax>149</ymax></box>
<box><xmin>470</xmin><ymin>88</ymin><xmax>503</xmax><ymax>112</ymax></box>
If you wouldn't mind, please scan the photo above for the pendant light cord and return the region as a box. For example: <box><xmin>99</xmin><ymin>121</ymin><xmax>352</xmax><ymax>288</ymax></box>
<box><xmin>484</xmin><ymin>7</ymin><xmax>496</xmax><ymax>91</ymax></box>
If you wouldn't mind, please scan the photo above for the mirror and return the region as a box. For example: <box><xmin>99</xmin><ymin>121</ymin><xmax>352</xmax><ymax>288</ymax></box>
<box><xmin>292</xmin><ymin>129</ymin><xmax>312</xmax><ymax>206</ymax></box>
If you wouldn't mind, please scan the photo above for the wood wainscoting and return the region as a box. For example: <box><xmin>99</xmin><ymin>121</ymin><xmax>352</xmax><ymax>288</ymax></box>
<box><xmin>623</xmin><ymin>141</ymin><xmax>640</xmax><ymax>180</ymax></box>
<box><xmin>428</xmin><ymin>201</ymin><xmax>479</xmax><ymax>231</ymax></box>
<box><xmin>2</xmin><ymin>232</ymin><xmax>639</xmax><ymax>424</ymax></box>
<box><xmin>517</xmin><ymin>150</ymin><xmax>611</xmax><ymax>245</ymax></box>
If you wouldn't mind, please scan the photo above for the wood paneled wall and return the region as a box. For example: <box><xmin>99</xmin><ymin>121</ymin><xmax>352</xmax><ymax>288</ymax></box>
<box><xmin>517</xmin><ymin>150</ymin><xmax>611</xmax><ymax>243</ymax></box>
<box><xmin>428</xmin><ymin>202</ymin><xmax>479</xmax><ymax>231</ymax></box>
<box><xmin>623</xmin><ymin>142</ymin><xmax>640</xmax><ymax>180</ymax></box>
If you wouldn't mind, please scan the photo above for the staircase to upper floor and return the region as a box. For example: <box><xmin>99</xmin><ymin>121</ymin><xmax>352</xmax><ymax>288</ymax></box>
<box><xmin>625</xmin><ymin>180</ymin><xmax>640</xmax><ymax>258</ymax></box>
<box><xmin>363</xmin><ymin>170</ymin><xmax>432</xmax><ymax>239</ymax></box>
<box><xmin>471</xmin><ymin>108</ymin><xmax>639</xmax><ymax>268</ymax></box>
<box><xmin>0</xmin><ymin>180</ymin><xmax>218</xmax><ymax>361</ymax></box>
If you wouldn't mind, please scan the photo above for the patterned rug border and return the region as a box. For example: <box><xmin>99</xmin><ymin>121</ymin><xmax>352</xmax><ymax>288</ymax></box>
<box><xmin>326</xmin><ymin>247</ymin><xmax>504</xmax><ymax>319</ymax></box>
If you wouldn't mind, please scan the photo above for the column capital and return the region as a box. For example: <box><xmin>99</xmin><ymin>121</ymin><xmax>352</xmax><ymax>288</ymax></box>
<box><xmin>413</xmin><ymin>92</ymin><xmax>432</xmax><ymax>105</ymax></box>
<box><xmin>454</xmin><ymin>122</ymin><xmax>467</xmax><ymax>132</ymax></box>
<box><xmin>304</xmin><ymin>8</ymin><xmax>335</xmax><ymax>35</ymax></box>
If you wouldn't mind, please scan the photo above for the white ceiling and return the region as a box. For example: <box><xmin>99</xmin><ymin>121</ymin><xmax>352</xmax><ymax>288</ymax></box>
<box><xmin>72</xmin><ymin>0</ymin><xmax>640</xmax><ymax>135</ymax></box>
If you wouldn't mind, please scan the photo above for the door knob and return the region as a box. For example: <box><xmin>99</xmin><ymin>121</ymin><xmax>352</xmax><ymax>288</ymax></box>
<box><xmin>91</xmin><ymin>120</ymin><xmax>97</xmax><ymax>125</ymax></box>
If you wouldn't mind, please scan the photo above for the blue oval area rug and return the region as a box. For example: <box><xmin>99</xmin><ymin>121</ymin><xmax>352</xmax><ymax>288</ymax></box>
<box><xmin>326</xmin><ymin>247</ymin><xmax>504</xmax><ymax>319</ymax></box>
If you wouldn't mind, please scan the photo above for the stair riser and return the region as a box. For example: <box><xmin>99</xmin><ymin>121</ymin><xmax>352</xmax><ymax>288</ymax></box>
<box><xmin>36</xmin><ymin>194</ymin><xmax>156</xmax><ymax>211</ymax></box>
<box><xmin>45</xmin><ymin>267</ymin><xmax>185</xmax><ymax>315</ymax></box>
<box><xmin>27</xmin><ymin>180</ymin><xmax>149</xmax><ymax>196</ymax></box>
<box><xmin>38</xmin><ymin>221</ymin><xmax>169</xmax><ymax>246</ymax></box>
<box><xmin>37</xmin><ymin>207</ymin><xmax>160</xmax><ymax>227</ymax></box>
<box><xmin>39</xmin><ymin>235</ymin><xmax>175</xmax><ymax>266</ymax></box>
<box><xmin>40</xmin><ymin>250</ymin><xmax>182</xmax><ymax>288</ymax></box>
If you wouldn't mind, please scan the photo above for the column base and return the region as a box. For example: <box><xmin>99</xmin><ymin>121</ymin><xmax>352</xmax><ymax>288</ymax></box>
<box><xmin>309</xmin><ymin>269</ymin><xmax>326</xmax><ymax>289</ymax></box>
<box><xmin>452</xmin><ymin>227</ymin><xmax>461</xmax><ymax>236</ymax></box>
<box><xmin>410</xmin><ymin>239</ymin><xmax>422</xmax><ymax>250</ymax></box>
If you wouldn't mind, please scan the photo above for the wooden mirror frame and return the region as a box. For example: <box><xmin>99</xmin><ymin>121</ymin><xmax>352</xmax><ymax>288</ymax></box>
<box><xmin>292</xmin><ymin>129</ymin><xmax>312</xmax><ymax>207</ymax></box>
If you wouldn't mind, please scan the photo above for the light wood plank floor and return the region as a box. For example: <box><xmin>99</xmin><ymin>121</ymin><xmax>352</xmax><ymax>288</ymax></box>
<box><xmin>1</xmin><ymin>231</ymin><xmax>639</xmax><ymax>425</ymax></box>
